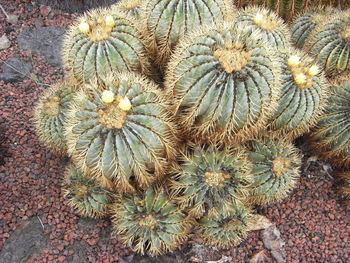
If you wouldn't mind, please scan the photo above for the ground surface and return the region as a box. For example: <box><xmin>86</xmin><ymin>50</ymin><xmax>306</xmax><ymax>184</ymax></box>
<box><xmin>0</xmin><ymin>1</ymin><xmax>349</xmax><ymax>263</ymax></box>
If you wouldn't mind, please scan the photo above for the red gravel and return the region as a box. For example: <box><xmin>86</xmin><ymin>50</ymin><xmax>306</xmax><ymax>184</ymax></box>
<box><xmin>0</xmin><ymin>1</ymin><xmax>349</xmax><ymax>263</ymax></box>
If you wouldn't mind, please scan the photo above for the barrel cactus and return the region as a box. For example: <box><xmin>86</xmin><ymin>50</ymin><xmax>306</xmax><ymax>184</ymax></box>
<box><xmin>304</xmin><ymin>10</ymin><xmax>350</xmax><ymax>76</ymax></box>
<box><xmin>34</xmin><ymin>80</ymin><xmax>77</xmax><ymax>154</ymax></box>
<box><xmin>245</xmin><ymin>136</ymin><xmax>301</xmax><ymax>204</ymax></box>
<box><xmin>142</xmin><ymin>0</ymin><xmax>234</xmax><ymax>66</ymax></box>
<box><xmin>234</xmin><ymin>6</ymin><xmax>291</xmax><ymax>49</ymax></box>
<box><xmin>267</xmin><ymin>48</ymin><xmax>328</xmax><ymax>138</ymax></box>
<box><xmin>170</xmin><ymin>145</ymin><xmax>252</xmax><ymax>218</ymax></box>
<box><xmin>291</xmin><ymin>7</ymin><xmax>337</xmax><ymax>48</ymax></box>
<box><xmin>65</xmin><ymin>72</ymin><xmax>178</xmax><ymax>192</ymax></box>
<box><xmin>111</xmin><ymin>187</ymin><xmax>192</xmax><ymax>256</ymax></box>
<box><xmin>166</xmin><ymin>22</ymin><xmax>281</xmax><ymax>144</ymax></box>
<box><xmin>114</xmin><ymin>0</ymin><xmax>143</xmax><ymax>18</ymax></box>
<box><xmin>63</xmin><ymin>164</ymin><xmax>114</xmax><ymax>218</ymax></box>
<box><xmin>310</xmin><ymin>75</ymin><xmax>350</xmax><ymax>167</ymax></box>
<box><xmin>196</xmin><ymin>204</ymin><xmax>252</xmax><ymax>248</ymax></box>
<box><xmin>62</xmin><ymin>7</ymin><xmax>150</xmax><ymax>82</ymax></box>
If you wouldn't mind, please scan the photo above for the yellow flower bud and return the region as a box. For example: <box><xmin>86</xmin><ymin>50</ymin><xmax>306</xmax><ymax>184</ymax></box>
<box><xmin>288</xmin><ymin>55</ymin><xmax>301</xmax><ymax>67</ymax></box>
<box><xmin>79</xmin><ymin>21</ymin><xmax>90</xmax><ymax>34</ymax></box>
<box><xmin>102</xmin><ymin>90</ymin><xmax>115</xmax><ymax>103</ymax></box>
<box><xmin>294</xmin><ymin>73</ymin><xmax>307</xmax><ymax>85</ymax></box>
<box><xmin>308</xmin><ymin>65</ymin><xmax>319</xmax><ymax>76</ymax></box>
<box><xmin>105</xmin><ymin>15</ymin><xmax>115</xmax><ymax>28</ymax></box>
<box><xmin>254</xmin><ymin>13</ymin><xmax>264</xmax><ymax>25</ymax></box>
<box><xmin>118</xmin><ymin>97</ymin><xmax>132</xmax><ymax>111</ymax></box>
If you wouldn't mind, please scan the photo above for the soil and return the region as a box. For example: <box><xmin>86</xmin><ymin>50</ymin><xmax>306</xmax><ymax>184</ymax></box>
<box><xmin>0</xmin><ymin>1</ymin><xmax>349</xmax><ymax>263</ymax></box>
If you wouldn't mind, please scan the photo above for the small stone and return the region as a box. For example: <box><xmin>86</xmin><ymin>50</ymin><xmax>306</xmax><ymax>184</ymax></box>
<box><xmin>40</xmin><ymin>5</ymin><xmax>52</xmax><ymax>17</ymax></box>
<box><xmin>7</xmin><ymin>14</ymin><xmax>19</xmax><ymax>25</ymax></box>
<box><xmin>0</xmin><ymin>35</ymin><xmax>11</xmax><ymax>50</ymax></box>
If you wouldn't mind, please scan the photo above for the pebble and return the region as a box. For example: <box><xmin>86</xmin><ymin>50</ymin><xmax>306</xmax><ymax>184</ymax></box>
<box><xmin>0</xmin><ymin>35</ymin><xmax>11</xmax><ymax>50</ymax></box>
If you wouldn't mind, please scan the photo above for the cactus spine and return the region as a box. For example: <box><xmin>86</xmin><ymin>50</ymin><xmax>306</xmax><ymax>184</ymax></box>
<box><xmin>62</xmin><ymin>8</ymin><xmax>150</xmax><ymax>82</ymax></box>
<box><xmin>34</xmin><ymin>80</ymin><xmax>78</xmax><ymax>154</ymax></box>
<box><xmin>111</xmin><ymin>187</ymin><xmax>191</xmax><ymax>256</ymax></box>
<box><xmin>65</xmin><ymin>72</ymin><xmax>178</xmax><ymax>191</ymax></box>
<box><xmin>166</xmin><ymin>22</ymin><xmax>281</xmax><ymax>144</ymax></box>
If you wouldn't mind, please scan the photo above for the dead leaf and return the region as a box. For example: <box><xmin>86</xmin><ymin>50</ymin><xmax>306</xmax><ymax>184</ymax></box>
<box><xmin>249</xmin><ymin>250</ymin><xmax>273</xmax><ymax>263</ymax></box>
<box><xmin>247</xmin><ymin>214</ymin><xmax>273</xmax><ymax>231</ymax></box>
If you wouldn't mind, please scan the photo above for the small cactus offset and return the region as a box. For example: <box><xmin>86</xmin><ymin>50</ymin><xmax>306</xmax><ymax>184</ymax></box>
<box><xmin>111</xmin><ymin>187</ymin><xmax>192</xmax><ymax>256</ymax></box>
<box><xmin>65</xmin><ymin>72</ymin><xmax>178</xmax><ymax>191</ymax></box>
<box><xmin>114</xmin><ymin>0</ymin><xmax>143</xmax><ymax>18</ymax></box>
<box><xmin>62</xmin><ymin>7</ymin><xmax>150</xmax><ymax>82</ymax></box>
<box><xmin>34</xmin><ymin>80</ymin><xmax>78</xmax><ymax>154</ymax></box>
<box><xmin>267</xmin><ymin>48</ymin><xmax>328</xmax><ymax>138</ymax></box>
<box><xmin>234</xmin><ymin>6</ymin><xmax>291</xmax><ymax>49</ymax></box>
<box><xmin>196</xmin><ymin>204</ymin><xmax>253</xmax><ymax>248</ymax></box>
<box><xmin>291</xmin><ymin>7</ymin><xmax>337</xmax><ymax>49</ymax></box>
<box><xmin>63</xmin><ymin>164</ymin><xmax>114</xmax><ymax>218</ymax></box>
<box><xmin>166</xmin><ymin>22</ymin><xmax>281</xmax><ymax>144</ymax></box>
<box><xmin>170</xmin><ymin>145</ymin><xmax>252</xmax><ymax>218</ymax></box>
<box><xmin>310</xmin><ymin>75</ymin><xmax>350</xmax><ymax>167</ymax></box>
<box><xmin>245</xmin><ymin>136</ymin><xmax>301</xmax><ymax>204</ymax></box>
<box><xmin>304</xmin><ymin>10</ymin><xmax>350</xmax><ymax>76</ymax></box>
<box><xmin>142</xmin><ymin>0</ymin><xmax>234</xmax><ymax>66</ymax></box>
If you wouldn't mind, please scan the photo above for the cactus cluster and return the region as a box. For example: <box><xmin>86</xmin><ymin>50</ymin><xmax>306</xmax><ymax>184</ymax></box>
<box><xmin>33</xmin><ymin>0</ymin><xmax>350</xmax><ymax>257</ymax></box>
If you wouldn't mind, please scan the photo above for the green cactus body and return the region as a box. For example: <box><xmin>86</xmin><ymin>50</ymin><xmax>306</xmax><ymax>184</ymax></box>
<box><xmin>196</xmin><ymin>204</ymin><xmax>252</xmax><ymax>248</ymax></box>
<box><xmin>268</xmin><ymin>48</ymin><xmax>328</xmax><ymax>138</ymax></box>
<box><xmin>63</xmin><ymin>164</ymin><xmax>113</xmax><ymax>218</ymax></box>
<box><xmin>65</xmin><ymin>72</ymin><xmax>177</xmax><ymax>192</ymax></box>
<box><xmin>142</xmin><ymin>0</ymin><xmax>234</xmax><ymax>66</ymax></box>
<box><xmin>305</xmin><ymin>10</ymin><xmax>350</xmax><ymax>76</ymax></box>
<box><xmin>34</xmin><ymin>81</ymin><xmax>77</xmax><ymax>154</ymax></box>
<box><xmin>114</xmin><ymin>0</ymin><xmax>143</xmax><ymax>18</ymax></box>
<box><xmin>170</xmin><ymin>145</ymin><xmax>252</xmax><ymax>218</ymax></box>
<box><xmin>245</xmin><ymin>136</ymin><xmax>301</xmax><ymax>204</ymax></box>
<box><xmin>234</xmin><ymin>7</ymin><xmax>291</xmax><ymax>50</ymax></box>
<box><xmin>111</xmin><ymin>187</ymin><xmax>191</xmax><ymax>256</ymax></box>
<box><xmin>166</xmin><ymin>23</ymin><xmax>281</xmax><ymax>144</ymax></box>
<box><xmin>291</xmin><ymin>7</ymin><xmax>337</xmax><ymax>49</ymax></box>
<box><xmin>62</xmin><ymin>8</ymin><xmax>150</xmax><ymax>82</ymax></box>
<box><xmin>310</xmin><ymin>76</ymin><xmax>350</xmax><ymax>167</ymax></box>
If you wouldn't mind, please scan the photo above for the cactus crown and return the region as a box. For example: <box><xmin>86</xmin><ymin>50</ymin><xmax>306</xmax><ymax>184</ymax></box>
<box><xmin>43</xmin><ymin>96</ymin><xmax>61</xmax><ymax>116</ymax></box>
<box><xmin>122</xmin><ymin>0</ymin><xmax>142</xmax><ymax>9</ymax></box>
<box><xmin>78</xmin><ymin>13</ymin><xmax>115</xmax><ymax>41</ymax></box>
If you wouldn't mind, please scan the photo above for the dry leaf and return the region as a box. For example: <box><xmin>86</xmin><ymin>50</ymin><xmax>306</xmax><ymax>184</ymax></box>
<box><xmin>247</xmin><ymin>214</ymin><xmax>273</xmax><ymax>231</ymax></box>
<box><xmin>249</xmin><ymin>250</ymin><xmax>273</xmax><ymax>263</ymax></box>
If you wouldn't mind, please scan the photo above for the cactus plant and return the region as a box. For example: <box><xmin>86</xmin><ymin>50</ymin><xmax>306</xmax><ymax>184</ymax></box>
<box><xmin>245</xmin><ymin>136</ymin><xmax>301</xmax><ymax>204</ymax></box>
<box><xmin>310</xmin><ymin>75</ymin><xmax>350</xmax><ymax>167</ymax></box>
<box><xmin>196</xmin><ymin>203</ymin><xmax>252</xmax><ymax>248</ymax></box>
<box><xmin>114</xmin><ymin>0</ymin><xmax>143</xmax><ymax>18</ymax></box>
<box><xmin>142</xmin><ymin>0</ymin><xmax>234</xmax><ymax>67</ymax></box>
<box><xmin>304</xmin><ymin>10</ymin><xmax>350</xmax><ymax>76</ymax></box>
<box><xmin>65</xmin><ymin>72</ymin><xmax>177</xmax><ymax>192</ymax></box>
<box><xmin>291</xmin><ymin>7</ymin><xmax>337</xmax><ymax>49</ymax></box>
<box><xmin>62</xmin><ymin>7</ymin><xmax>151</xmax><ymax>82</ymax></box>
<box><xmin>170</xmin><ymin>145</ymin><xmax>252</xmax><ymax>218</ymax></box>
<box><xmin>34</xmin><ymin>80</ymin><xmax>78</xmax><ymax>154</ymax></box>
<box><xmin>111</xmin><ymin>187</ymin><xmax>192</xmax><ymax>256</ymax></box>
<box><xmin>267</xmin><ymin>48</ymin><xmax>328</xmax><ymax>138</ymax></box>
<box><xmin>234</xmin><ymin>6</ymin><xmax>291</xmax><ymax>50</ymax></box>
<box><xmin>166</xmin><ymin>22</ymin><xmax>281</xmax><ymax>144</ymax></box>
<box><xmin>63</xmin><ymin>164</ymin><xmax>114</xmax><ymax>218</ymax></box>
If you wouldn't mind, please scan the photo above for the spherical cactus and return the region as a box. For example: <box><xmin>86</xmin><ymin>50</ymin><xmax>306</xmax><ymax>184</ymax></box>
<box><xmin>63</xmin><ymin>164</ymin><xmax>114</xmax><ymax>218</ymax></box>
<box><xmin>166</xmin><ymin>22</ymin><xmax>281</xmax><ymax>144</ymax></box>
<box><xmin>111</xmin><ymin>187</ymin><xmax>192</xmax><ymax>256</ymax></box>
<box><xmin>267</xmin><ymin>48</ymin><xmax>328</xmax><ymax>138</ymax></box>
<box><xmin>305</xmin><ymin>10</ymin><xmax>350</xmax><ymax>76</ymax></box>
<box><xmin>291</xmin><ymin>7</ymin><xmax>337</xmax><ymax>49</ymax></box>
<box><xmin>309</xmin><ymin>75</ymin><xmax>350</xmax><ymax>167</ymax></box>
<box><xmin>170</xmin><ymin>145</ymin><xmax>252</xmax><ymax>218</ymax></box>
<box><xmin>142</xmin><ymin>0</ymin><xmax>234</xmax><ymax>66</ymax></box>
<box><xmin>234</xmin><ymin>6</ymin><xmax>291</xmax><ymax>50</ymax></box>
<box><xmin>62</xmin><ymin>7</ymin><xmax>150</xmax><ymax>82</ymax></box>
<box><xmin>34</xmin><ymin>80</ymin><xmax>78</xmax><ymax>154</ymax></box>
<box><xmin>114</xmin><ymin>0</ymin><xmax>143</xmax><ymax>18</ymax></box>
<box><xmin>245</xmin><ymin>136</ymin><xmax>301</xmax><ymax>204</ymax></box>
<box><xmin>196</xmin><ymin>203</ymin><xmax>252</xmax><ymax>248</ymax></box>
<box><xmin>65</xmin><ymin>72</ymin><xmax>178</xmax><ymax>192</ymax></box>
